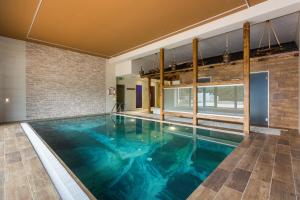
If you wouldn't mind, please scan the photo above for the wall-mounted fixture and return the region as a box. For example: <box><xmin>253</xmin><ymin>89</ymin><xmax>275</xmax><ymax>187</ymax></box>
<box><xmin>5</xmin><ymin>98</ymin><xmax>10</xmax><ymax>103</ymax></box>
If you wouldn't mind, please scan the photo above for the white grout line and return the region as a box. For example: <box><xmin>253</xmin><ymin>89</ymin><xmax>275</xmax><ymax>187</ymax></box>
<box><xmin>27</xmin><ymin>0</ymin><xmax>43</xmax><ymax>38</ymax></box>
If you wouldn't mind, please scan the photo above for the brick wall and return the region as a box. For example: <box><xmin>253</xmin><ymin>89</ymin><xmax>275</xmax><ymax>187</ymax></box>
<box><xmin>26</xmin><ymin>42</ymin><xmax>106</xmax><ymax>119</ymax></box>
<box><xmin>180</xmin><ymin>52</ymin><xmax>299</xmax><ymax>129</ymax></box>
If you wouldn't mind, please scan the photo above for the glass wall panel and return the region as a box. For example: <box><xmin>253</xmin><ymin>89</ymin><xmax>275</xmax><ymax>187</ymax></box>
<box><xmin>164</xmin><ymin>87</ymin><xmax>193</xmax><ymax>112</ymax></box>
<box><xmin>198</xmin><ymin>85</ymin><xmax>244</xmax><ymax>116</ymax></box>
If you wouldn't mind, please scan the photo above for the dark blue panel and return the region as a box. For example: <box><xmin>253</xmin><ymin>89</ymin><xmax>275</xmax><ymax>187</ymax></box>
<box><xmin>250</xmin><ymin>72</ymin><xmax>268</xmax><ymax>126</ymax></box>
<box><xmin>136</xmin><ymin>85</ymin><xmax>142</xmax><ymax>108</ymax></box>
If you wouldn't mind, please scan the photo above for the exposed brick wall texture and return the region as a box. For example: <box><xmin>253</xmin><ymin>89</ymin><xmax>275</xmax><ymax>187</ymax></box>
<box><xmin>26</xmin><ymin>43</ymin><xmax>106</xmax><ymax>119</ymax></box>
<box><xmin>180</xmin><ymin>52</ymin><xmax>299</xmax><ymax>129</ymax></box>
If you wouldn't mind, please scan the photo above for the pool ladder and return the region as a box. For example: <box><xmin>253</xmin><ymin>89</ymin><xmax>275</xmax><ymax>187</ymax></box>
<box><xmin>110</xmin><ymin>102</ymin><xmax>124</xmax><ymax>114</ymax></box>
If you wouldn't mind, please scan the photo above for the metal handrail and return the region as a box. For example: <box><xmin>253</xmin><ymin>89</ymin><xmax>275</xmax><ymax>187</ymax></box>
<box><xmin>110</xmin><ymin>103</ymin><xmax>124</xmax><ymax>114</ymax></box>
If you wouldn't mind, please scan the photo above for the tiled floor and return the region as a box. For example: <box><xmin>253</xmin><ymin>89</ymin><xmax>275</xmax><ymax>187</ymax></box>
<box><xmin>0</xmin><ymin>123</ymin><xmax>59</xmax><ymax>200</ymax></box>
<box><xmin>188</xmin><ymin>129</ymin><xmax>300</xmax><ymax>200</ymax></box>
<box><xmin>1</xmin><ymin>120</ymin><xmax>299</xmax><ymax>200</ymax></box>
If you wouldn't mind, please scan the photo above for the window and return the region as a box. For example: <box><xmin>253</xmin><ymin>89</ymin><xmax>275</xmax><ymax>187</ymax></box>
<box><xmin>164</xmin><ymin>87</ymin><xmax>193</xmax><ymax>112</ymax></box>
<box><xmin>197</xmin><ymin>85</ymin><xmax>244</xmax><ymax>116</ymax></box>
<box><xmin>198</xmin><ymin>77</ymin><xmax>211</xmax><ymax>83</ymax></box>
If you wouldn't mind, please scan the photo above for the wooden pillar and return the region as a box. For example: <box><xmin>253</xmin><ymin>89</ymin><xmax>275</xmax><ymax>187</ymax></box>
<box><xmin>192</xmin><ymin>38</ymin><xmax>198</xmax><ymax>125</ymax></box>
<box><xmin>160</xmin><ymin>49</ymin><xmax>165</xmax><ymax>121</ymax></box>
<box><xmin>147</xmin><ymin>77</ymin><xmax>151</xmax><ymax>113</ymax></box>
<box><xmin>243</xmin><ymin>22</ymin><xmax>250</xmax><ymax>134</ymax></box>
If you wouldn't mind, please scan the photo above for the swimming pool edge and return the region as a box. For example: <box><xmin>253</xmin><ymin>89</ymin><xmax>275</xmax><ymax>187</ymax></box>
<box><xmin>20</xmin><ymin>122</ymin><xmax>96</xmax><ymax>200</ymax></box>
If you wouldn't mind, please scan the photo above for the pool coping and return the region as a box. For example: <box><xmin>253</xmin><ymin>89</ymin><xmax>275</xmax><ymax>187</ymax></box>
<box><xmin>20</xmin><ymin>123</ymin><xmax>97</xmax><ymax>200</ymax></box>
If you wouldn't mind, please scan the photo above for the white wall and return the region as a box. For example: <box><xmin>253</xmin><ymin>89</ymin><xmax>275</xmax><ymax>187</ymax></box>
<box><xmin>115</xmin><ymin>60</ymin><xmax>133</xmax><ymax>77</ymax></box>
<box><xmin>0</xmin><ymin>36</ymin><xmax>114</xmax><ymax>122</ymax></box>
<box><xmin>105</xmin><ymin>62</ymin><xmax>116</xmax><ymax>112</ymax></box>
<box><xmin>0</xmin><ymin>36</ymin><xmax>26</xmax><ymax>122</ymax></box>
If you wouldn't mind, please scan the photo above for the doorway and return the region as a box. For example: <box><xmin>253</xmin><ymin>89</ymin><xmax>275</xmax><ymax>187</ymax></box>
<box><xmin>116</xmin><ymin>85</ymin><xmax>125</xmax><ymax>111</ymax></box>
<box><xmin>250</xmin><ymin>72</ymin><xmax>268</xmax><ymax>126</ymax></box>
<box><xmin>136</xmin><ymin>85</ymin><xmax>142</xmax><ymax>108</ymax></box>
<box><xmin>150</xmin><ymin>86</ymin><xmax>155</xmax><ymax>107</ymax></box>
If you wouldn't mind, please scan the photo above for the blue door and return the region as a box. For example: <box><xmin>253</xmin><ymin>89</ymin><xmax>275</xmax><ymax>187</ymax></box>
<box><xmin>250</xmin><ymin>72</ymin><xmax>268</xmax><ymax>126</ymax></box>
<box><xmin>136</xmin><ymin>85</ymin><xmax>142</xmax><ymax>108</ymax></box>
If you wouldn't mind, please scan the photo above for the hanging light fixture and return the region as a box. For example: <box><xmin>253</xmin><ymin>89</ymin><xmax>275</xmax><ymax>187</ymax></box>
<box><xmin>257</xmin><ymin>20</ymin><xmax>282</xmax><ymax>56</ymax></box>
<box><xmin>139</xmin><ymin>66</ymin><xmax>144</xmax><ymax>76</ymax></box>
<box><xmin>169</xmin><ymin>49</ymin><xmax>177</xmax><ymax>71</ymax></box>
<box><xmin>223</xmin><ymin>33</ymin><xmax>230</xmax><ymax>64</ymax></box>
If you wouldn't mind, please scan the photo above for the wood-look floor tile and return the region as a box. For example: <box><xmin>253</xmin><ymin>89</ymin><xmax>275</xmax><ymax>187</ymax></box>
<box><xmin>225</xmin><ymin>168</ymin><xmax>251</xmax><ymax>193</ymax></box>
<box><xmin>32</xmin><ymin>186</ymin><xmax>59</xmax><ymax>200</ymax></box>
<box><xmin>251</xmin><ymin>138</ymin><xmax>265</xmax><ymax>148</ymax></box>
<box><xmin>5</xmin><ymin>151</ymin><xmax>22</xmax><ymax>164</ymax></box>
<box><xmin>238</xmin><ymin>137</ymin><xmax>254</xmax><ymax>148</ymax></box>
<box><xmin>27</xmin><ymin>170</ymin><xmax>53</xmax><ymax>193</ymax></box>
<box><xmin>263</xmin><ymin>144</ymin><xmax>276</xmax><ymax>155</ymax></box>
<box><xmin>295</xmin><ymin>176</ymin><xmax>300</xmax><ymax>196</ymax></box>
<box><xmin>202</xmin><ymin>168</ymin><xmax>230</xmax><ymax>192</ymax></box>
<box><xmin>278</xmin><ymin>138</ymin><xmax>290</xmax><ymax>146</ymax></box>
<box><xmin>187</xmin><ymin>186</ymin><xmax>216</xmax><ymax>200</ymax></box>
<box><xmin>291</xmin><ymin>150</ymin><xmax>300</xmax><ymax>160</ymax></box>
<box><xmin>237</xmin><ymin>147</ymin><xmax>261</xmax><ymax>171</ymax></box>
<box><xmin>0</xmin><ymin>157</ymin><xmax>4</xmax><ymax>171</ymax></box>
<box><xmin>265</xmin><ymin>136</ymin><xmax>278</xmax><ymax>146</ymax></box>
<box><xmin>5</xmin><ymin>161</ymin><xmax>26</xmax><ymax>182</ymax></box>
<box><xmin>218</xmin><ymin>147</ymin><xmax>247</xmax><ymax>171</ymax></box>
<box><xmin>277</xmin><ymin>144</ymin><xmax>291</xmax><ymax>155</ymax></box>
<box><xmin>252</xmin><ymin>161</ymin><xmax>273</xmax><ymax>183</ymax></box>
<box><xmin>270</xmin><ymin>179</ymin><xmax>296</xmax><ymax>200</ymax></box>
<box><xmin>242</xmin><ymin>178</ymin><xmax>270</xmax><ymax>200</ymax></box>
<box><xmin>0</xmin><ymin>143</ymin><xmax>3</xmax><ymax>157</ymax></box>
<box><xmin>20</xmin><ymin>147</ymin><xmax>37</xmax><ymax>161</ymax></box>
<box><xmin>5</xmin><ymin>183</ymin><xmax>33</xmax><ymax>200</ymax></box>
<box><xmin>291</xmin><ymin>139</ymin><xmax>300</xmax><ymax>150</ymax></box>
<box><xmin>258</xmin><ymin>152</ymin><xmax>274</xmax><ymax>165</ymax></box>
<box><xmin>273</xmin><ymin>153</ymin><xmax>293</xmax><ymax>183</ymax></box>
<box><xmin>292</xmin><ymin>158</ymin><xmax>300</xmax><ymax>176</ymax></box>
<box><xmin>214</xmin><ymin>186</ymin><xmax>242</xmax><ymax>200</ymax></box>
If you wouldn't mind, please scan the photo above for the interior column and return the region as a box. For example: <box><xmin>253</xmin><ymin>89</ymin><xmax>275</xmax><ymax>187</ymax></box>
<box><xmin>192</xmin><ymin>38</ymin><xmax>198</xmax><ymax>125</ymax></box>
<box><xmin>243</xmin><ymin>22</ymin><xmax>250</xmax><ymax>135</ymax></box>
<box><xmin>148</xmin><ymin>77</ymin><xmax>151</xmax><ymax>113</ymax></box>
<box><xmin>160</xmin><ymin>48</ymin><xmax>165</xmax><ymax>121</ymax></box>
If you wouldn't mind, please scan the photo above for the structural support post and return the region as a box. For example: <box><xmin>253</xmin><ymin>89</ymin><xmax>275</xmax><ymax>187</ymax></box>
<box><xmin>243</xmin><ymin>22</ymin><xmax>250</xmax><ymax>135</ymax></box>
<box><xmin>147</xmin><ymin>77</ymin><xmax>151</xmax><ymax>113</ymax></box>
<box><xmin>160</xmin><ymin>49</ymin><xmax>165</xmax><ymax>121</ymax></box>
<box><xmin>192</xmin><ymin>38</ymin><xmax>198</xmax><ymax>125</ymax></box>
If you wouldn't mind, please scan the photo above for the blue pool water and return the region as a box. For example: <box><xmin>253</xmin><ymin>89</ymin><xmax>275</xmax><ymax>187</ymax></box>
<box><xmin>29</xmin><ymin>115</ymin><xmax>243</xmax><ymax>200</ymax></box>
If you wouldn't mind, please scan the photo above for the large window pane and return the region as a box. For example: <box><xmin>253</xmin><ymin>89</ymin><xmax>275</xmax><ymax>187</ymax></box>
<box><xmin>216</xmin><ymin>86</ymin><xmax>235</xmax><ymax>108</ymax></box>
<box><xmin>164</xmin><ymin>87</ymin><xmax>193</xmax><ymax>112</ymax></box>
<box><xmin>197</xmin><ymin>85</ymin><xmax>244</xmax><ymax>116</ymax></box>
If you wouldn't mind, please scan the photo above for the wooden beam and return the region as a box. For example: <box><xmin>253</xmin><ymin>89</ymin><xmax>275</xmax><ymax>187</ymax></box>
<box><xmin>160</xmin><ymin>48</ymin><xmax>165</xmax><ymax>121</ymax></box>
<box><xmin>192</xmin><ymin>38</ymin><xmax>198</xmax><ymax>125</ymax></box>
<box><xmin>197</xmin><ymin>79</ymin><xmax>243</xmax><ymax>87</ymax></box>
<box><xmin>164</xmin><ymin>83</ymin><xmax>193</xmax><ymax>88</ymax></box>
<box><xmin>197</xmin><ymin>114</ymin><xmax>244</xmax><ymax>123</ymax></box>
<box><xmin>164</xmin><ymin>111</ymin><xmax>193</xmax><ymax>118</ymax></box>
<box><xmin>147</xmin><ymin>77</ymin><xmax>151</xmax><ymax>113</ymax></box>
<box><xmin>243</xmin><ymin>22</ymin><xmax>250</xmax><ymax>134</ymax></box>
